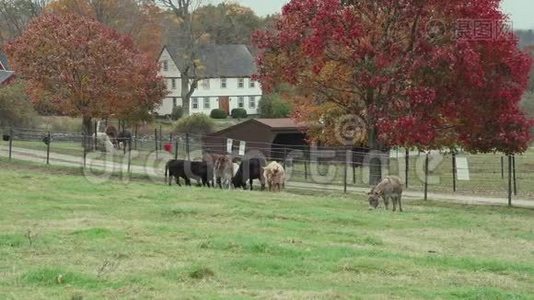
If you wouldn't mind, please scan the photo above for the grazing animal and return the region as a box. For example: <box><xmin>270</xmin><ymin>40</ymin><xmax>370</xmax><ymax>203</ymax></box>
<box><xmin>263</xmin><ymin>161</ymin><xmax>286</xmax><ymax>192</ymax></box>
<box><xmin>214</xmin><ymin>155</ymin><xmax>234</xmax><ymax>189</ymax></box>
<box><xmin>165</xmin><ymin>159</ymin><xmax>186</xmax><ymax>186</ymax></box>
<box><xmin>96</xmin><ymin>132</ymin><xmax>114</xmax><ymax>153</ymax></box>
<box><xmin>368</xmin><ymin>175</ymin><xmax>403</xmax><ymax>212</ymax></box>
<box><xmin>117</xmin><ymin>130</ymin><xmax>132</xmax><ymax>151</ymax></box>
<box><xmin>232</xmin><ymin>158</ymin><xmax>266</xmax><ymax>190</ymax></box>
<box><xmin>165</xmin><ymin>159</ymin><xmax>212</xmax><ymax>187</ymax></box>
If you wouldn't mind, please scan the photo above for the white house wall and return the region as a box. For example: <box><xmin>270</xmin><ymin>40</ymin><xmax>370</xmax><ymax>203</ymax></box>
<box><xmin>156</xmin><ymin>48</ymin><xmax>263</xmax><ymax>116</ymax></box>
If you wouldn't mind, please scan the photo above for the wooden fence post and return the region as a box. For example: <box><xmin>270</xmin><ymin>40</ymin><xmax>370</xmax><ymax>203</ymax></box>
<box><xmin>93</xmin><ymin>121</ymin><xmax>97</xmax><ymax>151</ymax></box>
<box><xmin>405</xmin><ymin>148</ymin><xmax>409</xmax><ymax>189</ymax></box>
<box><xmin>159</xmin><ymin>124</ymin><xmax>163</xmax><ymax>151</ymax></box>
<box><xmin>452</xmin><ymin>151</ymin><xmax>457</xmax><ymax>192</ymax></box>
<box><xmin>154</xmin><ymin>128</ymin><xmax>158</xmax><ymax>160</ymax></box>
<box><xmin>501</xmin><ymin>156</ymin><xmax>504</xmax><ymax>179</ymax></box>
<box><xmin>513</xmin><ymin>155</ymin><xmax>517</xmax><ymax>196</ymax></box>
<box><xmin>343</xmin><ymin>150</ymin><xmax>350</xmax><ymax>194</ymax></box>
<box><xmin>424</xmin><ymin>152</ymin><xmax>429</xmax><ymax>201</ymax></box>
<box><xmin>186</xmin><ymin>133</ymin><xmax>190</xmax><ymax>161</ymax></box>
<box><xmin>508</xmin><ymin>155</ymin><xmax>512</xmax><ymax>207</ymax></box>
<box><xmin>174</xmin><ymin>139</ymin><xmax>179</xmax><ymax>160</ymax></box>
<box><xmin>83</xmin><ymin>134</ymin><xmax>87</xmax><ymax>167</ymax></box>
<box><xmin>46</xmin><ymin>131</ymin><xmax>51</xmax><ymax>165</ymax></box>
<box><xmin>134</xmin><ymin>124</ymin><xmax>138</xmax><ymax>150</ymax></box>
<box><xmin>8</xmin><ymin>127</ymin><xmax>13</xmax><ymax>160</ymax></box>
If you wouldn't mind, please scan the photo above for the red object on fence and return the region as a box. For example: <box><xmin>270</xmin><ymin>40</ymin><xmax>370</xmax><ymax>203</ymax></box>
<box><xmin>164</xmin><ymin>143</ymin><xmax>173</xmax><ymax>153</ymax></box>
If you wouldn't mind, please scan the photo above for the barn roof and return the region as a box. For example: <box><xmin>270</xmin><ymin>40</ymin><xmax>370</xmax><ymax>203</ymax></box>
<box><xmin>164</xmin><ymin>44</ymin><xmax>256</xmax><ymax>78</ymax></box>
<box><xmin>0</xmin><ymin>49</ymin><xmax>10</xmax><ymax>71</ymax></box>
<box><xmin>254</xmin><ymin>118</ymin><xmax>307</xmax><ymax>130</ymax></box>
<box><xmin>0</xmin><ymin>71</ymin><xmax>14</xmax><ymax>84</ymax></box>
<box><xmin>208</xmin><ymin>118</ymin><xmax>308</xmax><ymax>137</ymax></box>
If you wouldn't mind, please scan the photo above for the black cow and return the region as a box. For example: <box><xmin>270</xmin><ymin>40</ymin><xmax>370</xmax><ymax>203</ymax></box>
<box><xmin>117</xmin><ymin>130</ymin><xmax>132</xmax><ymax>152</ymax></box>
<box><xmin>165</xmin><ymin>159</ymin><xmax>212</xmax><ymax>187</ymax></box>
<box><xmin>232</xmin><ymin>158</ymin><xmax>266</xmax><ymax>190</ymax></box>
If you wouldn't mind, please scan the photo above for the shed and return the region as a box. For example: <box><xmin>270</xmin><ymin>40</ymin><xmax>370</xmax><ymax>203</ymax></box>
<box><xmin>202</xmin><ymin>118</ymin><xmax>308</xmax><ymax>160</ymax></box>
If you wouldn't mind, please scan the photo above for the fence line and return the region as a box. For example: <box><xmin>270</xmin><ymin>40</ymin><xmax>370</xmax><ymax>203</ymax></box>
<box><xmin>1</xmin><ymin>126</ymin><xmax>532</xmax><ymax>204</ymax></box>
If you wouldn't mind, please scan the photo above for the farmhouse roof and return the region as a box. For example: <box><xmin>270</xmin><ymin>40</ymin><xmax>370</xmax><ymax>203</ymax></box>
<box><xmin>164</xmin><ymin>44</ymin><xmax>257</xmax><ymax>78</ymax></box>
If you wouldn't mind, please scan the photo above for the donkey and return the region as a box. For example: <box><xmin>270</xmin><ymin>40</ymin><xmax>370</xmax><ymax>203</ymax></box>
<box><xmin>368</xmin><ymin>175</ymin><xmax>404</xmax><ymax>212</ymax></box>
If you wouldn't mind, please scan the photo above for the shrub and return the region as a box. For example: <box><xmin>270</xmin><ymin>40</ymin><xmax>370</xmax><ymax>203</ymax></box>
<box><xmin>171</xmin><ymin>106</ymin><xmax>183</xmax><ymax>121</ymax></box>
<box><xmin>40</xmin><ymin>116</ymin><xmax>83</xmax><ymax>132</ymax></box>
<box><xmin>259</xmin><ymin>94</ymin><xmax>292</xmax><ymax>118</ymax></box>
<box><xmin>210</xmin><ymin>109</ymin><xmax>227</xmax><ymax>119</ymax></box>
<box><xmin>231</xmin><ymin>108</ymin><xmax>248</xmax><ymax>119</ymax></box>
<box><xmin>173</xmin><ymin>113</ymin><xmax>215</xmax><ymax>136</ymax></box>
<box><xmin>0</xmin><ymin>80</ymin><xmax>38</xmax><ymax>128</ymax></box>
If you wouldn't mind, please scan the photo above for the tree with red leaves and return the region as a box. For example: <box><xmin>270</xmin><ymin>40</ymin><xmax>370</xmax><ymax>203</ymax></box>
<box><xmin>5</xmin><ymin>12</ymin><xmax>166</xmax><ymax>143</ymax></box>
<box><xmin>254</xmin><ymin>0</ymin><xmax>533</xmax><ymax>182</ymax></box>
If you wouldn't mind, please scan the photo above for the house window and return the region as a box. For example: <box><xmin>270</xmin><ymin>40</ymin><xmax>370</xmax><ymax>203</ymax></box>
<box><xmin>249</xmin><ymin>80</ymin><xmax>255</xmax><ymax>88</ymax></box>
<box><xmin>221</xmin><ymin>78</ymin><xmax>227</xmax><ymax>88</ymax></box>
<box><xmin>203</xmin><ymin>97</ymin><xmax>210</xmax><ymax>109</ymax></box>
<box><xmin>172</xmin><ymin>97</ymin><xmax>177</xmax><ymax>108</ymax></box>
<box><xmin>238</xmin><ymin>97</ymin><xmax>244</xmax><ymax>108</ymax></box>
<box><xmin>238</xmin><ymin>78</ymin><xmax>245</xmax><ymax>88</ymax></box>
<box><xmin>171</xmin><ymin>78</ymin><xmax>176</xmax><ymax>89</ymax></box>
<box><xmin>201</xmin><ymin>79</ymin><xmax>210</xmax><ymax>89</ymax></box>
<box><xmin>162</xmin><ymin>60</ymin><xmax>168</xmax><ymax>71</ymax></box>
<box><xmin>192</xmin><ymin>98</ymin><xmax>198</xmax><ymax>109</ymax></box>
<box><xmin>249</xmin><ymin>96</ymin><xmax>256</xmax><ymax>109</ymax></box>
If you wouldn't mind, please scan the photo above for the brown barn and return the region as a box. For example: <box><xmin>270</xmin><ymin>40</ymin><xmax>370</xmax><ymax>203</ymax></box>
<box><xmin>202</xmin><ymin>118</ymin><xmax>308</xmax><ymax>160</ymax></box>
<box><xmin>202</xmin><ymin>118</ymin><xmax>381</xmax><ymax>166</ymax></box>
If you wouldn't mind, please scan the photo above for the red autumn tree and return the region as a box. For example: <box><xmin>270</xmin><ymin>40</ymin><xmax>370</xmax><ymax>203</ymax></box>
<box><xmin>5</xmin><ymin>12</ymin><xmax>166</xmax><ymax>141</ymax></box>
<box><xmin>254</xmin><ymin>0</ymin><xmax>533</xmax><ymax>181</ymax></box>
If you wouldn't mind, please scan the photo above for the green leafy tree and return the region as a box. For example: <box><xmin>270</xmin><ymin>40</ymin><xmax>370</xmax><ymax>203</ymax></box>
<box><xmin>259</xmin><ymin>94</ymin><xmax>292</xmax><ymax>118</ymax></box>
<box><xmin>173</xmin><ymin>113</ymin><xmax>214</xmax><ymax>136</ymax></box>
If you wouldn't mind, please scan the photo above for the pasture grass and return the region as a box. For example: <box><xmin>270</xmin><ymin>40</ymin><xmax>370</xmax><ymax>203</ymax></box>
<box><xmin>0</xmin><ymin>160</ymin><xmax>533</xmax><ymax>299</ymax></box>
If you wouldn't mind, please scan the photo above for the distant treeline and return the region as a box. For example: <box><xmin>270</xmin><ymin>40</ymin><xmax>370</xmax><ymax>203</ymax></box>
<box><xmin>516</xmin><ymin>30</ymin><xmax>534</xmax><ymax>48</ymax></box>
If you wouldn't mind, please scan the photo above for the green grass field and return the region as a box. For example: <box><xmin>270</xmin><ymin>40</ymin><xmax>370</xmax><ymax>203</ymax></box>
<box><xmin>0</xmin><ymin>161</ymin><xmax>533</xmax><ymax>299</ymax></box>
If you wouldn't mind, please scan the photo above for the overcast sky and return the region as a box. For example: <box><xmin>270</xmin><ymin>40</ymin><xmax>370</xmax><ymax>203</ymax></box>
<box><xmin>208</xmin><ymin>0</ymin><xmax>534</xmax><ymax>29</ymax></box>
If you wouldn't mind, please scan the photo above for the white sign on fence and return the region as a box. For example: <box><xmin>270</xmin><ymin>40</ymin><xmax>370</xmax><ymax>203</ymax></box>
<box><xmin>456</xmin><ymin>156</ymin><xmax>470</xmax><ymax>181</ymax></box>
<box><xmin>239</xmin><ymin>141</ymin><xmax>246</xmax><ymax>156</ymax></box>
<box><xmin>226</xmin><ymin>139</ymin><xmax>233</xmax><ymax>154</ymax></box>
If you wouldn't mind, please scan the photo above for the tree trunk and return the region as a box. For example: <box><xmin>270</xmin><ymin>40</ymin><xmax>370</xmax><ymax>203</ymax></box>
<box><xmin>181</xmin><ymin>76</ymin><xmax>191</xmax><ymax>116</ymax></box>
<box><xmin>82</xmin><ymin>116</ymin><xmax>93</xmax><ymax>151</ymax></box>
<box><xmin>368</xmin><ymin>125</ymin><xmax>384</xmax><ymax>186</ymax></box>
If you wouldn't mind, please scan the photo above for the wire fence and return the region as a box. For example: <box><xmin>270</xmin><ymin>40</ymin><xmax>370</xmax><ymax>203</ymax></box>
<box><xmin>1</xmin><ymin>126</ymin><xmax>533</xmax><ymax>203</ymax></box>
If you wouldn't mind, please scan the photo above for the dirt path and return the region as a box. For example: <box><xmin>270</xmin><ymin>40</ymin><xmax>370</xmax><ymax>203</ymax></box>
<box><xmin>1</xmin><ymin>145</ymin><xmax>533</xmax><ymax>209</ymax></box>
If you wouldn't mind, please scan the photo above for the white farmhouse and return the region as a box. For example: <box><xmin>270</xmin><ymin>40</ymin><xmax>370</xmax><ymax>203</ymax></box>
<box><xmin>157</xmin><ymin>44</ymin><xmax>262</xmax><ymax>116</ymax></box>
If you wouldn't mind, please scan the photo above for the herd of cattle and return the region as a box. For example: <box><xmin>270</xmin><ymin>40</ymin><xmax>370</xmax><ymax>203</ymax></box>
<box><xmin>165</xmin><ymin>155</ymin><xmax>286</xmax><ymax>192</ymax></box>
<box><xmin>164</xmin><ymin>153</ymin><xmax>404</xmax><ymax>211</ymax></box>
